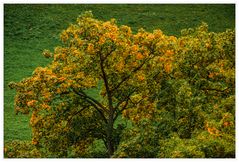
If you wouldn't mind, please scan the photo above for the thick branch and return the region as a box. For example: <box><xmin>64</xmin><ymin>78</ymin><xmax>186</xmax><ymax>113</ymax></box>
<box><xmin>73</xmin><ymin>89</ymin><xmax>108</xmax><ymax>123</ymax></box>
<box><xmin>73</xmin><ymin>89</ymin><xmax>108</xmax><ymax>113</ymax></box>
<box><xmin>99</xmin><ymin>52</ymin><xmax>114</xmax><ymax>113</ymax></box>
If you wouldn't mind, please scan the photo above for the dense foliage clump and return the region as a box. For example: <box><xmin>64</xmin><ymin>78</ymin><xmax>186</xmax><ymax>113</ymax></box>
<box><xmin>7</xmin><ymin>11</ymin><xmax>235</xmax><ymax>158</ymax></box>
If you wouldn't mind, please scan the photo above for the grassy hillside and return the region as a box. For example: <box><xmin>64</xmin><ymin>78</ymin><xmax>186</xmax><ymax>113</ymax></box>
<box><xmin>4</xmin><ymin>4</ymin><xmax>235</xmax><ymax>142</ymax></box>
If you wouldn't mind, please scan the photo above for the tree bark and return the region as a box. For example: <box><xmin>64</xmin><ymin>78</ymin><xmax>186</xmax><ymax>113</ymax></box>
<box><xmin>106</xmin><ymin>110</ymin><xmax>114</xmax><ymax>157</ymax></box>
<box><xmin>99</xmin><ymin>52</ymin><xmax>115</xmax><ymax>157</ymax></box>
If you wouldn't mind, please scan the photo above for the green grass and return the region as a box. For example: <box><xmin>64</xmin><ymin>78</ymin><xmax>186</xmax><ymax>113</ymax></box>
<box><xmin>4</xmin><ymin>4</ymin><xmax>235</xmax><ymax>143</ymax></box>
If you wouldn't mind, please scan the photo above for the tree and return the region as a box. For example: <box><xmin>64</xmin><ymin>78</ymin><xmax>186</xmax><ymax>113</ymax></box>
<box><xmin>8</xmin><ymin>11</ymin><xmax>178</xmax><ymax>157</ymax></box>
<box><xmin>8</xmin><ymin>11</ymin><xmax>235</xmax><ymax>158</ymax></box>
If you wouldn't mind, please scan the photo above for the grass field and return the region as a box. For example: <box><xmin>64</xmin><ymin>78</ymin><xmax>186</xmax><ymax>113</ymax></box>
<box><xmin>4</xmin><ymin>4</ymin><xmax>235</xmax><ymax>143</ymax></box>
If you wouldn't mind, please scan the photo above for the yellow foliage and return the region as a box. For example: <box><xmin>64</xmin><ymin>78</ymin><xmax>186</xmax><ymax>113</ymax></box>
<box><xmin>27</xmin><ymin>100</ymin><xmax>37</xmax><ymax>107</ymax></box>
<box><xmin>130</xmin><ymin>94</ymin><xmax>143</xmax><ymax>103</ymax></box>
<box><xmin>116</xmin><ymin>60</ymin><xmax>124</xmax><ymax>71</ymax></box>
<box><xmin>164</xmin><ymin>63</ymin><xmax>172</xmax><ymax>73</ymax></box>
<box><xmin>104</xmin><ymin>32</ymin><xmax>117</xmax><ymax>41</ymax></box>
<box><xmin>159</xmin><ymin>57</ymin><xmax>165</xmax><ymax>62</ymax></box>
<box><xmin>169</xmin><ymin>35</ymin><xmax>177</xmax><ymax>42</ymax></box>
<box><xmin>87</xmin><ymin>43</ymin><xmax>95</xmax><ymax>54</ymax></box>
<box><xmin>60</xmin><ymin>31</ymin><xmax>69</xmax><ymax>42</ymax></box>
<box><xmin>98</xmin><ymin>37</ymin><xmax>106</xmax><ymax>45</ymax></box>
<box><xmin>76</xmin><ymin>72</ymin><xmax>85</xmax><ymax>79</ymax></box>
<box><xmin>137</xmin><ymin>74</ymin><xmax>145</xmax><ymax>81</ymax></box>
<box><xmin>131</xmin><ymin>45</ymin><xmax>139</xmax><ymax>52</ymax></box>
<box><xmin>207</xmin><ymin>127</ymin><xmax>220</xmax><ymax>136</ymax></box>
<box><xmin>165</xmin><ymin>50</ymin><xmax>174</xmax><ymax>56</ymax></box>
<box><xmin>153</xmin><ymin>29</ymin><xmax>163</xmax><ymax>38</ymax></box>
<box><xmin>205</xmin><ymin>42</ymin><xmax>211</xmax><ymax>49</ymax></box>
<box><xmin>41</xmin><ymin>103</ymin><xmax>51</xmax><ymax>110</ymax></box>
<box><xmin>59</xmin><ymin>77</ymin><xmax>66</xmax><ymax>82</ymax></box>
<box><xmin>147</xmin><ymin>33</ymin><xmax>155</xmax><ymax>40</ymax></box>
<box><xmin>205</xmin><ymin>122</ymin><xmax>221</xmax><ymax>137</ymax></box>
<box><xmin>30</xmin><ymin>112</ymin><xmax>38</xmax><ymax>126</ymax></box>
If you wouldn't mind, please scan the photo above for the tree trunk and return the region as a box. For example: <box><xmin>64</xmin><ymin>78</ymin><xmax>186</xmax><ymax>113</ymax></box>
<box><xmin>99</xmin><ymin>52</ymin><xmax>115</xmax><ymax>157</ymax></box>
<box><xmin>106</xmin><ymin>125</ymin><xmax>114</xmax><ymax>156</ymax></box>
<box><xmin>106</xmin><ymin>106</ymin><xmax>115</xmax><ymax>157</ymax></box>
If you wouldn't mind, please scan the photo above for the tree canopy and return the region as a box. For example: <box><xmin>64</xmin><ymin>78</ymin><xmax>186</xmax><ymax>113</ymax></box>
<box><xmin>8</xmin><ymin>11</ymin><xmax>235</xmax><ymax>158</ymax></box>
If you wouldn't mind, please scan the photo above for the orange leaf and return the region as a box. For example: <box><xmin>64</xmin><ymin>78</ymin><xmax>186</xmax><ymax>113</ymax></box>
<box><xmin>223</xmin><ymin>122</ymin><xmax>231</xmax><ymax>127</ymax></box>
<box><xmin>32</xmin><ymin>139</ymin><xmax>39</xmax><ymax>145</ymax></box>
<box><xmin>27</xmin><ymin>100</ymin><xmax>37</xmax><ymax>107</ymax></box>
<box><xmin>208</xmin><ymin>73</ymin><xmax>214</xmax><ymax>78</ymax></box>
<box><xmin>165</xmin><ymin>50</ymin><xmax>174</xmax><ymax>56</ymax></box>
<box><xmin>136</xmin><ymin>53</ymin><xmax>143</xmax><ymax>60</ymax></box>
<box><xmin>159</xmin><ymin>57</ymin><xmax>165</xmax><ymax>62</ymax></box>
<box><xmin>165</xmin><ymin>63</ymin><xmax>172</xmax><ymax>73</ymax></box>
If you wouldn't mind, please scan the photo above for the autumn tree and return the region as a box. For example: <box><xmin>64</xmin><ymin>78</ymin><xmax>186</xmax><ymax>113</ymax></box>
<box><xmin>8</xmin><ymin>11</ymin><xmax>178</xmax><ymax>157</ymax></box>
<box><xmin>8</xmin><ymin>11</ymin><xmax>235</xmax><ymax>158</ymax></box>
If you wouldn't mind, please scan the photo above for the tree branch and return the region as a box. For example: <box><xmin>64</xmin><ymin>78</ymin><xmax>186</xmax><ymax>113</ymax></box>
<box><xmin>113</xmin><ymin>98</ymin><xmax>130</xmax><ymax>121</ymax></box>
<box><xmin>73</xmin><ymin>89</ymin><xmax>109</xmax><ymax>113</ymax></box>
<box><xmin>113</xmin><ymin>89</ymin><xmax>137</xmax><ymax>121</ymax></box>
<box><xmin>111</xmin><ymin>56</ymin><xmax>153</xmax><ymax>94</ymax></box>
<box><xmin>66</xmin><ymin>105</ymin><xmax>90</xmax><ymax>127</ymax></box>
<box><xmin>99</xmin><ymin>51</ymin><xmax>114</xmax><ymax>115</ymax></box>
<box><xmin>114</xmin><ymin>89</ymin><xmax>136</xmax><ymax>110</ymax></box>
<box><xmin>73</xmin><ymin>89</ymin><xmax>108</xmax><ymax>123</ymax></box>
<box><xmin>103</xmin><ymin>46</ymin><xmax>116</xmax><ymax>60</ymax></box>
